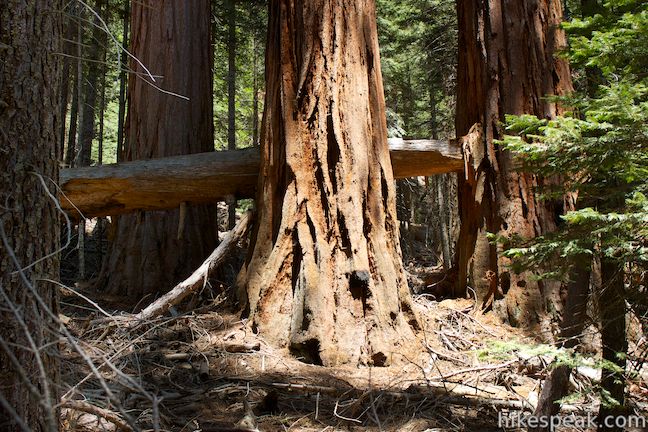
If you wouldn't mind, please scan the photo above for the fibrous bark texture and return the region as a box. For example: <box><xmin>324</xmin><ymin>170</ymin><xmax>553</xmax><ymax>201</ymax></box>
<box><xmin>98</xmin><ymin>1</ymin><xmax>218</xmax><ymax>298</ymax></box>
<box><xmin>0</xmin><ymin>1</ymin><xmax>62</xmax><ymax>429</ymax></box>
<box><xmin>239</xmin><ymin>0</ymin><xmax>419</xmax><ymax>367</ymax></box>
<box><xmin>454</xmin><ymin>0</ymin><xmax>573</xmax><ymax>333</ymax></box>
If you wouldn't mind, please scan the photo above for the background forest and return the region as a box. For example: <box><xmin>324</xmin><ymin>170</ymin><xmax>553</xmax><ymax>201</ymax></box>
<box><xmin>1</xmin><ymin>0</ymin><xmax>647</xmax><ymax>431</ymax></box>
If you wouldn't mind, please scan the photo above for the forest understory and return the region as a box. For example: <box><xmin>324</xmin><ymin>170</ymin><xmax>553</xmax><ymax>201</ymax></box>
<box><xmin>56</xmin><ymin>215</ymin><xmax>648</xmax><ymax>432</ymax></box>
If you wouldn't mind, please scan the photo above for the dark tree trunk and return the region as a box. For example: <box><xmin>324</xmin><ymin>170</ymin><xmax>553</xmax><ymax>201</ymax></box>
<box><xmin>116</xmin><ymin>1</ymin><xmax>129</xmax><ymax>163</ymax></box>
<box><xmin>453</xmin><ymin>0</ymin><xmax>573</xmax><ymax>333</ymax></box>
<box><xmin>76</xmin><ymin>0</ymin><xmax>105</xmax><ymax>168</ymax></box>
<box><xmin>0</xmin><ymin>1</ymin><xmax>62</xmax><ymax>430</ymax></box>
<box><xmin>597</xmin><ymin>259</ymin><xmax>627</xmax><ymax>431</ymax></box>
<box><xmin>65</xmin><ymin>13</ymin><xmax>81</xmax><ymax>169</ymax></box>
<box><xmin>252</xmin><ymin>33</ymin><xmax>260</xmax><ymax>146</ymax></box>
<box><xmin>59</xmin><ymin>5</ymin><xmax>77</xmax><ymax>162</ymax></box>
<box><xmin>531</xmin><ymin>255</ymin><xmax>591</xmax><ymax>431</ymax></box>
<box><xmin>98</xmin><ymin>0</ymin><xmax>218</xmax><ymax>299</ymax></box>
<box><xmin>238</xmin><ymin>0</ymin><xmax>420</xmax><ymax>367</ymax></box>
<box><xmin>227</xmin><ymin>0</ymin><xmax>238</xmax><ymax>229</ymax></box>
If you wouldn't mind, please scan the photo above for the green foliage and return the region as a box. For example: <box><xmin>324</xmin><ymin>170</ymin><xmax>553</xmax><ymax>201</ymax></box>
<box><xmin>478</xmin><ymin>340</ymin><xmax>625</xmax><ymax>374</ymax></box>
<box><xmin>212</xmin><ymin>0</ymin><xmax>267</xmax><ymax>150</ymax></box>
<box><xmin>477</xmin><ymin>339</ymin><xmax>562</xmax><ymax>361</ymax></box>
<box><xmin>377</xmin><ymin>0</ymin><xmax>457</xmax><ymax>139</ymax></box>
<box><xmin>498</xmin><ymin>0</ymin><xmax>648</xmax><ymax>279</ymax></box>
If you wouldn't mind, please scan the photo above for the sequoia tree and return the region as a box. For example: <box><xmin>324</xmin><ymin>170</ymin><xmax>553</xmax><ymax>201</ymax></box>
<box><xmin>98</xmin><ymin>0</ymin><xmax>218</xmax><ymax>298</ymax></box>
<box><xmin>453</xmin><ymin>0</ymin><xmax>573</xmax><ymax>329</ymax></box>
<box><xmin>0</xmin><ymin>0</ymin><xmax>62</xmax><ymax>429</ymax></box>
<box><xmin>238</xmin><ymin>0</ymin><xmax>419</xmax><ymax>367</ymax></box>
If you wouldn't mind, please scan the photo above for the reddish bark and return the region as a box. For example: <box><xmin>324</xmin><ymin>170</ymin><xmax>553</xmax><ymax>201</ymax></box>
<box><xmin>98</xmin><ymin>1</ymin><xmax>218</xmax><ymax>298</ymax></box>
<box><xmin>454</xmin><ymin>0</ymin><xmax>573</xmax><ymax>333</ymax></box>
<box><xmin>238</xmin><ymin>0</ymin><xmax>419</xmax><ymax>366</ymax></box>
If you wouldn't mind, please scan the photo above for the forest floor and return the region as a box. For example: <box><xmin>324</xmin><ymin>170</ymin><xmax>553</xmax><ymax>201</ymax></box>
<box><xmin>57</xmin><ymin>219</ymin><xmax>648</xmax><ymax>432</ymax></box>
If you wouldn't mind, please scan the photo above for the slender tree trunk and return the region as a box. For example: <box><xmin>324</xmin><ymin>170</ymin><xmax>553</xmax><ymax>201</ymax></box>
<box><xmin>59</xmin><ymin>5</ymin><xmax>77</xmax><ymax>163</ymax></box>
<box><xmin>65</xmin><ymin>13</ymin><xmax>81</xmax><ymax>168</ymax></box>
<box><xmin>0</xmin><ymin>1</ymin><xmax>62</xmax><ymax>430</ymax></box>
<box><xmin>437</xmin><ymin>175</ymin><xmax>452</xmax><ymax>270</ymax></box>
<box><xmin>597</xmin><ymin>259</ymin><xmax>627</xmax><ymax>431</ymax></box>
<box><xmin>429</xmin><ymin>86</ymin><xmax>438</xmax><ymax>140</ymax></box>
<box><xmin>227</xmin><ymin>0</ymin><xmax>238</xmax><ymax>229</ymax></box>
<box><xmin>116</xmin><ymin>1</ymin><xmax>129</xmax><ymax>163</ymax></box>
<box><xmin>531</xmin><ymin>255</ymin><xmax>591</xmax><ymax>431</ymax></box>
<box><xmin>98</xmin><ymin>0</ymin><xmax>218</xmax><ymax>299</ymax></box>
<box><xmin>238</xmin><ymin>0</ymin><xmax>420</xmax><ymax>367</ymax></box>
<box><xmin>453</xmin><ymin>0</ymin><xmax>573</xmax><ymax>333</ymax></box>
<box><xmin>76</xmin><ymin>0</ymin><xmax>105</xmax><ymax>168</ymax></box>
<box><xmin>252</xmin><ymin>34</ymin><xmax>260</xmax><ymax>146</ymax></box>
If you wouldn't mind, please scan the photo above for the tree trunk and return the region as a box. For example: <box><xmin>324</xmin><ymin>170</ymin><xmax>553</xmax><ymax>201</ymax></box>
<box><xmin>238</xmin><ymin>0</ymin><xmax>420</xmax><ymax>367</ymax></box>
<box><xmin>59</xmin><ymin>4</ymin><xmax>77</xmax><ymax>162</ymax></box>
<box><xmin>0</xmin><ymin>1</ymin><xmax>62</xmax><ymax>430</ymax></box>
<box><xmin>252</xmin><ymin>32</ymin><xmax>260</xmax><ymax>146</ymax></box>
<box><xmin>116</xmin><ymin>1</ymin><xmax>129</xmax><ymax>163</ymax></box>
<box><xmin>65</xmin><ymin>12</ymin><xmax>80</xmax><ymax>169</ymax></box>
<box><xmin>227</xmin><ymin>0</ymin><xmax>238</xmax><ymax>229</ymax></box>
<box><xmin>597</xmin><ymin>259</ymin><xmax>627</xmax><ymax>431</ymax></box>
<box><xmin>76</xmin><ymin>0</ymin><xmax>105</xmax><ymax>168</ymax></box>
<box><xmin>97</xmin><ymin>0</ymin><xmax>218</xmax><ymax>299</ymax></box>
<box><xmin>453</xmin><ymin>0</ymin><xmax>573</xmax><ymax>333</ymax></box>
<box><xmin>530</xmin><ymin>255</ymin><xmax>591</xmax><ymax>431</ymax></box>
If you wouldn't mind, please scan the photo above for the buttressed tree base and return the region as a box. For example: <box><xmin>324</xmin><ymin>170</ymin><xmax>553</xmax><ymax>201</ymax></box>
<box><xmin>238</xmin><ymin>0</ymin><xmax>420</xmax><ymax>367</ymax></box>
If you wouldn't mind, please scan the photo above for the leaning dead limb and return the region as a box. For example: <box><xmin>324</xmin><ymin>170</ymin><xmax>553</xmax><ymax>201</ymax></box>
<box><xmin>133</xmin><ymin>211</ymin><xmax>252</xmax><ymax>322</ymax></box>
<box><xmin>61</xmin><ymin>400</ymin><xmax>134</xmax><ymax>431</ymax></box>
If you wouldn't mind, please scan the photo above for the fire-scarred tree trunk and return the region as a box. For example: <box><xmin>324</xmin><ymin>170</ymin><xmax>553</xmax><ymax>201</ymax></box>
<box><xmin>98</xmin><ymin>0</ymin><xmax>218</xmax><ymax>298</ymax></box>
<box><xmin>0</xmin><ymin>1</ymin><xmax>62</xmax><ymax>429</ymax></box>
<box><xmin>238</xmin><ymin>0</ymin><xmax>420</xmax><ymax>367</ymax></box>
<box><xmin>453</xmin><ymin>0</ymin><xmax>573</xmax><ymax>331</ymax></box>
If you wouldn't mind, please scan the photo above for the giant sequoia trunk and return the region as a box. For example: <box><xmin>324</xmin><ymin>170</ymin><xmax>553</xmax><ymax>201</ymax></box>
<box><xmin>98</xmin><ymin>0</ymin><xmax>218</xmax><ymax>298</ymax></box>
<box><xmin>238</xmin><ymin>0</ymin><xmax>419</xmax><ymax>367</ymax></box>
<box><xmin>0</xmin><ymin>1</ymin><xmax>62</xmax><ymax>429</ymax></box>
<box><xmin>454</xmin><ymin>0</ymin><xmax>573</xmax><ymax>331</ymax></box>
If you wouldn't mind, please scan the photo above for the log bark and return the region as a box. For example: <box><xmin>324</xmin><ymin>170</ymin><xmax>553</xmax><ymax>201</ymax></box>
<box><xmin>237</xmin><ymin>0</ymin><xmax>420</xmax><ymax>367</ymax></box>
<box><xmin>60</xmin><ymin>139</ymin><xmax>464</xmax><ymax>218</ymax></box>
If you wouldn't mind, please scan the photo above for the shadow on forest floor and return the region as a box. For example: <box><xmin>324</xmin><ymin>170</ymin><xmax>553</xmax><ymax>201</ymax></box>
<box><xmin>56</xmin><ymin>218</ymin><xmax>648</xmax><ymax>431</ymax></box>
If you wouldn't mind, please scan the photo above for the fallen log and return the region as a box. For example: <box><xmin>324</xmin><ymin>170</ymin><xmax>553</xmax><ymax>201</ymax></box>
<box><xmin>60</xmin><ymin>138</ymin><xmax>464</xmax><ymax>218</ymax></box>
<box><xmin>133</xmin><ymin>212</ymin><xmax>252</xmax><ymax>322</ymax></box>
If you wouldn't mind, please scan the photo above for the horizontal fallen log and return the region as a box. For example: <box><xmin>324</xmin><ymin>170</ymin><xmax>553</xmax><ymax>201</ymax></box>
<box><xmin>60</xmin><ymin>138</ymin><xmax>464</xmax><ymax>218</ymax></box>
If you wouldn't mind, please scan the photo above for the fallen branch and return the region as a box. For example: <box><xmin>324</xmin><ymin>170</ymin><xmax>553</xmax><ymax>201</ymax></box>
<box><xmin>429</xmin><ymin>359</ymin><xmax>518</xmax><ymax>381</ymax></box>
<box><xmin>61</xmin><ymin>399</ymin><xmax>133</xmax><ymax>431</ymax></box>
<box><xmin>134</xmin><ymin>212</ymin><xmax>252</xmax><ymax>322</ymax></box>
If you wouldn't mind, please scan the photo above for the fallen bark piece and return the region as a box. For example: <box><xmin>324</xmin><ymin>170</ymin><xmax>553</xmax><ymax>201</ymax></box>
<box><xmin>133</xmin><ymin>212</ymin><xmax>252</xmax><ymax>322</ymax></box>
<box><xmin>59</xmin><ymin>139</ymin><xmax>464</xmax><ymax>218</ymax></box>
<box><xmin>221</xmin><ymin>341</ymin><xmax>261</xmax><ymax>353</ymax></box>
